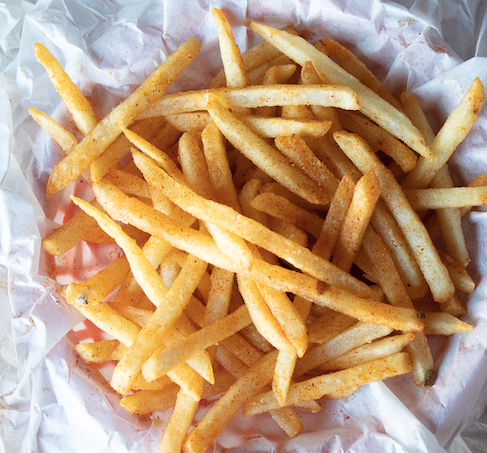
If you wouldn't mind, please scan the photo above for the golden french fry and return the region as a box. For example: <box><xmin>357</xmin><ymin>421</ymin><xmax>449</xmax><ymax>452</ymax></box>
<box><xmin>34</xmin><ymin>43</ymin><xmax>98</xmax><ymax>136</ymax></box>
<box><xmin>157</xmin><ymin>388</ymin><xmax>201</xmax><ymax>453</ymax></box>
<box><xmin>405</xmin><ymin>186</ymin><xmax>487</xmax><ymax>210</ymax></box>
<box><xmin>75</xmin><ymin>340</ymin><xmax>119</xmax><ymax>364</ymax></box>
<box><xmin>46</xmin><ymin>38</ymin><xmax>200</xmax><ymax>196</ymax></box>
<box><xmin>65</xmin><ymin>255</ymin><xmax>130</xmax><ymax>306</ymax></box>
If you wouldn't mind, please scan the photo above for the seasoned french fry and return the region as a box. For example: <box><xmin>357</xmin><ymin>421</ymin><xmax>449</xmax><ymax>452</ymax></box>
<box><xmin>75</xmin><ymin>340</ymin><xmax>119</xmax><ymax>364</ymax></box>
<box><xmin>213</xmin><ymin>8</ymin><xmax>249</xmax><ymax>88</ymax></box>
<box><xmin>243</xmin><ymin>353</ymin><xmax>413</xmax><ymax>415</ymax></box>
<box><xmin>402</xmin><ymin>77</ymin><xmax>485</xmax><ymax>190</ymax></box>
<box><xmin>320</xmin><ymin>38</ymin><xmax>403</xmax><ymax>111</ymax></box>
<box><xmin>34</xmin><ymin>43</ymin><xmax>98</xmax><ymax>136</ymax></box>
<box><xmin>331</xmin><ymin>169</ymin><xmax>381</xmax><ymax>272</ymax></box>
<box><xmin>246</xmin><ymin>22</ymin><xmax>431</xmax><ymax>159</ymax></box>
<box><xmin>334</xmin><ymin>130</ymin><xmax>454</xmax><ymax>303</ymax></box>
<box><xmin>46</xmin><ymin>38</ymin><xmax>200</xmax><ymax>196</ymax></box>
<box><xmin>141</xmin><ymin>84</ymin><xmax>361</xmax><ymax>118</ymax></box>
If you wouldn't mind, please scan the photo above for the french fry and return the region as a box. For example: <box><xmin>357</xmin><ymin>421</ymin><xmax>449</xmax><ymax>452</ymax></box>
<box><xmin>141</xmin><ymin>83</ymin><xmax>361</xmax><ymax>118</ymax></box>
<box><xmin>320</xmin><ymin>38</ymin><xmax>403</xmax><ymax>111</ymax></box>
<box><xmin>251</xmin><ymin>192</ymin><xmax>324</xmax><ymax>239</ymax></box>
<box><xmin>243</xmin><ymin>352</ymin><xmax>413</xmax><ymax>415</ymax></box>
<box><xmin>246</xmin><ymin>22</ymin><xmax>431</xmax><ymax>159</ymax></box>
<box><xmin>274</xmin><ymin>134</ymin><xmax>338</xmax><ymax>195</ymax></box>
<box><xmin>430</xmin><ymin>165</ymin><xmax>470</xmax><ymax>268</ymax></box>
<box><xmin>334</xmin><ymin>130</ymin><xmax>454</xmax><ymax>303</ymax></box>
<box><xmin>423</xmin><ymin>312</ymin><xmax>473</xmax><ymax>335</ymax></box>
<box><xmin>213</xmin><ymin>8</ymin><xmax>249</xmax><ymax>88</ymax></box>
<box><xmin>294</xmin><ymin>322</ymin><xmax>394</xmax><ymax>378</ymax></box>
<box><xmin>34</xmin><ymin>43</ymin><xmax>98</xmax><ymax>136</ymax></box>
<box><xmin>273</xmin><ymin>350</ymin><xmax>298</xmax><ymax>406</ymax></box>
<box><xmin>317</xmin><ymin>333</ymin><xmax>415</xmax><ymax>371</ymax></box>
<box><xmin>405</xmin><ymin>186</ymin><xmax>487</xmax><ymax>210</ymax></box>
<box><xmin>65</xmin><ymin>255</ymin><xmax>130</xmax><ymax>306</ymax></box>
<box><xmin>402</xmin><ymin>77</ymin><xmax>485</xmax><ymax>190</ymax></box>
<box><xmin>438</xmin><ymin>250</ymin><xmax>475</xmax><ymax>293</ymax></box>
<box><xmin>75</xmin><ymin>340</ymin><xmax>119</xmax><ymax>364</ymax></box>
<box><xmin>29</xmin><ymin>107</ymin><xmax>78</xmax><ymax>152</ymax></box>
<box><xmin>46</xmin><ymin>38</ymin><xmax>200</xmax><ymax>196</ymax></box>
<box><xmin>331</xmin><ymin>169</ymin><xmax>381</xmax><ymax>272</ymax></box>
<box><xmin>157</xmin><ymin>388</ymin><xmax>201</xmax><ymax>453</ymax></box>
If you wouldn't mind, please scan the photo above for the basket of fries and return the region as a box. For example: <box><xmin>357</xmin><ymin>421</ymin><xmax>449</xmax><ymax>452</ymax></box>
<box><xmin>2</xmin><ymin>1</ymin><xmax>487</xmax><ymax>452</ymax></box>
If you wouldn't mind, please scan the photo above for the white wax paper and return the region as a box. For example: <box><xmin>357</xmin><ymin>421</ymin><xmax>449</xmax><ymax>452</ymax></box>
<box><xmin>1</xmin><ymin>0</ymin><xmax>487</xmax><ymax>452</ymax></box>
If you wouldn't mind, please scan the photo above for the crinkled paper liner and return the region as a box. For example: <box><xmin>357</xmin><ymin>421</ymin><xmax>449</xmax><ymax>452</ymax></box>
<box><xmin>1</xmin><ymin>1</ymin><xmax>487</xmax><ymax>452</ymax></box>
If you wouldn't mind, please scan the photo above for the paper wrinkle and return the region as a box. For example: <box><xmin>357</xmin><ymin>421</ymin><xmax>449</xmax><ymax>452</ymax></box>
<box><xmin>2</xmin><ymin>0</ymin><xmax>487</xmax><ymax>452</ymax></box>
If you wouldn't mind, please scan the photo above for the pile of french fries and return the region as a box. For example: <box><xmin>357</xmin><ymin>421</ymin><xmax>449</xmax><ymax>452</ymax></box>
<box><xmin>33</xmin><ymin>8</ymin><xmax>485</xmax><ymax>453</ymax></box>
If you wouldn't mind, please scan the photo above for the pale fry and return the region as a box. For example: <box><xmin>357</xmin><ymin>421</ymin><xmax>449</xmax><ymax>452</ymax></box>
<box><xmin>331</xmin><ymin>169</ymin><xmax>381</xmax><ymax>272</ymax></box>
<box><xmin>423</xmin><ymin>312</ymin><xmax>473</xmax><ymax>335</ymax></box>
<box><xmin>140</xmin><ymin>84</ymin><xmax>361</xmax><ymax>118</ymax></box>
<box><xmin>402</xmin><ymin>77</ymin><xmax>485</xmax><ymax>190</ymax></box>
<box><xmin>65</xmin><ymin>255</ymin><xmax>130</xmax><ymax>305</ymax></box>
<box><xmin>318</xmin><ymin>333</ymin><xmax>415</xmax><ymax>371</ymax></box>
<box><xmin>334</xmin><ymin>130</ymin><xmax>454</xmax><ymax>303</ymax></box>
<box><xmin>246</xmin><ymin>22</ymin><xmax>430</xmax><ymax>159</ymax></box>
<box><xmin>430</xmin><ymin>165</ymin><xmax>470</xmax><ymax>268</ymax></box>
<box><xmin>213</xmin><ymin>8</ymin><xmax>249</xmax><ymax>88</ymax></box>
<box><xmin>405</xmin><ymin>186</ymin><xmax>487</xmax><ymax>210</ymax></box>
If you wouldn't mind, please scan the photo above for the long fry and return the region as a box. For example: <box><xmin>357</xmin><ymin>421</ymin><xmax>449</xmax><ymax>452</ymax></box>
<box><xmin>46</xmin><ymin>38</ymin><xmax>200</xmax><ymax>195</ymax></box>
